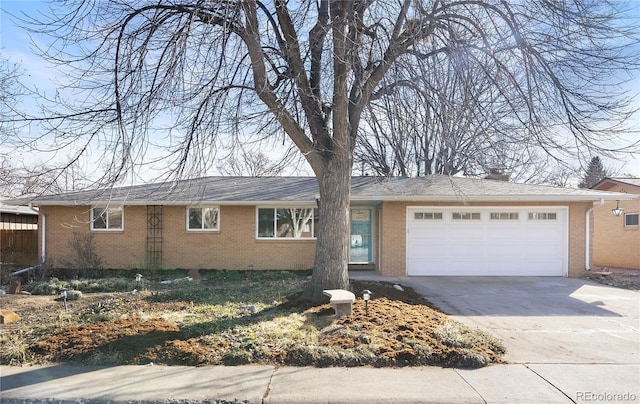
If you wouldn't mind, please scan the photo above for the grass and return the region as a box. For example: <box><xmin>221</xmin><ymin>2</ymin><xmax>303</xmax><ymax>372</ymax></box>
<box><xmin>0</xmin><ymin>331</ymin><xmax>30</xmax><ymax>364</ymax></box>
<box><xmin>1</xmin><ymin>270</ymin><xmax>505</xmax><ymax>368</ymax></box>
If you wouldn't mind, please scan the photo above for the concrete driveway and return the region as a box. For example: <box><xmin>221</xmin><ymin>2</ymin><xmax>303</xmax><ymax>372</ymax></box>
<box><xmin>396</xmin><ymin>277</ymin><xmax>640</xmax><ymax>364</ymax></box>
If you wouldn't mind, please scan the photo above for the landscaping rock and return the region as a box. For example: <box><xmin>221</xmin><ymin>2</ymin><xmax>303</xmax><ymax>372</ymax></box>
<box><xmin>0</xmin><ymin>308</ymin><xmax>21</xmax><ymax>324</ymax></box>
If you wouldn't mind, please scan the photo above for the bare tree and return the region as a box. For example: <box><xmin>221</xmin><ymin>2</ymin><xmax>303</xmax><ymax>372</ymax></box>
<box><xmin>537</xmin><ymin>164</ymin><xmax>578</xmax><ymax>188</ymax></box>
<box><xmin>217</xmin><ymin>149</ymin><xmax>291</xmax><ymax>177</ymax></box>
<box><xmin>356</xmin><ymin>54</ymin><xmax>529</xmax><ymax>177</ymax></box>
<box><xmin>355</xmin><ymin>8</ymin><xmax>640</xmax><ymax>180</ymax></box>
<box><xmin>0</xmin><ymin>58</ymin><xmax>24</xmax><ymax>136</ymax></box>
<box><xmin>0</xmin><ymin>155</ymin><xmax>91</xmax><ymax>198</ymax></box>
<box><xmin>1</xmin><ymin>58</ymin><xmax>26</xmax><ymax>190</ymax></box>
<box><xmin>6</xmin><ymin>0</ymin><xmax>640</xmax><ymax>301</ymax></box>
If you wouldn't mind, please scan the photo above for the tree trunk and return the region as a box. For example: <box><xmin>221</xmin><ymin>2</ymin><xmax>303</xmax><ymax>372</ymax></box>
<box><xmin>302</xmin><ymin>159</ymin><xmax>352</xmax><ymax>303</ymax></box>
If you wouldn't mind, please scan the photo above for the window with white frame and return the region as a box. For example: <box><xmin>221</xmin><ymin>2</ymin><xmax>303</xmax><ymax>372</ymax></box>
<box><xmin>414</xmin><ymin>212</ymin><xmax>443</xmax><ymax>220</ymax></box>
<box><xmin>528</xmin><ymin>212</ymin><xmax>557</xmax><ymax>220</ymax></box>
<box><xmin>490</xmin><ymin>212</ymin><xmax>519</xmax><ymax>220</ymax></box>
<box><xmin>187</xmin><ymin>206</ymin><xmax>219</xmax><ymax>231</ymax></box>
<box><xmin>91</xmin><ymin>207</ymin><xmax>123</xmax><ymax>231</ymax></box>
<box><xmin>624</xmin><ymin>213</ymin><xmax>639</xmax><ymax>228</ymax></box>
<box><xmin>258</xmin><ymin>207</ymin><xmax>318</xmax><ymax>239</ymax></box>
<box><xmin>452</xmin><ymin>212</ymin><xmax>481</xmax><ymax>220</ymax></box>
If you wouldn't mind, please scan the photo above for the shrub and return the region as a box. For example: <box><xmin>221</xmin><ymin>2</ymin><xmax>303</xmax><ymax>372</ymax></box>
<box><xmin>64</xmin><ymin>232</ymin><xmax>103</xmax><ymax>278</ymax></box>
<box><xmin>66</xmin><ymin>289</ymin><xmax>83</xmax><ymax>301</ymax></box>
<box><xmin>25</xmin><ymin>278</ymin><xmax>134</xmax><ymax>294</ymax></box>
<box><xmin>27</xmin><ymin>281</ymin><xmax>60</xmax><ymax>295</ymax></box>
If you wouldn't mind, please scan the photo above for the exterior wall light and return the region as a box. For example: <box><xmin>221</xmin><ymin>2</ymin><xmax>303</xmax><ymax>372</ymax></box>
<box><xmin>612</xmin><ymin>201</ymin><xmax>624</xmax><ymax>217</ymax></box>
<box><xmin>362</xmin><ymin>289</ymin><xmax>372</xmax><ymax>316</ymax></box>
<box><xmin>60</xmin><ymin>287</ymin><xmax>68</xmax><ymax>311</ymax></box>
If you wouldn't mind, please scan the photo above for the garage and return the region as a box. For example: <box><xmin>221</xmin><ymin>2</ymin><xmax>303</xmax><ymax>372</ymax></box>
<box><xmin>406</xmin><ymin>206</ymin><xmax>568</xmax><ymax>276</ymax></box>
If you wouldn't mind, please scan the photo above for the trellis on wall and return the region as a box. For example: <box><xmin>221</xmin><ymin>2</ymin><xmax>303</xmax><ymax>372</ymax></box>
<box><xmin>146</xmin><ymin>205</ymin><xmax>163</xmax><ymax>266</ymax></box>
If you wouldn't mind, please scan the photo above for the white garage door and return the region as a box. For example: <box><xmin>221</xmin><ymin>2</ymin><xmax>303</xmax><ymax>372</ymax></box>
<box><xmin>406</xmin><ymin>207</ymin><xmax>568</xmax><ymax>276</ymax></box>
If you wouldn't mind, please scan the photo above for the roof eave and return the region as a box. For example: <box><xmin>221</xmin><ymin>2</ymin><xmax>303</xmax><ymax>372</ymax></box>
<box><xmin>28</xmin><ymin>200</ymin><xmax>319</xmax><ymax>207</ymax></box>
<box><xmin>17</xmin><ymin>192</ymin><xmax>638</xmax><ymax>206</ymax></box>
<box><xmin>350</xmin><ymin>194</ymin><xmax>638</xmax><ymax>202</ymax></box>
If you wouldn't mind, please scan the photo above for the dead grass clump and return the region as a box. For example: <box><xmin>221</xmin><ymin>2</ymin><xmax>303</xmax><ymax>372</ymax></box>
<box><xmin>0</xmin><ymin>332</ymin><xmax>30</xmax><ymax>365</ymax></box>
<box><xmin>435</xmin><ymin>321</ymin><xmax>505</xmax><ymax>353</ymax></box>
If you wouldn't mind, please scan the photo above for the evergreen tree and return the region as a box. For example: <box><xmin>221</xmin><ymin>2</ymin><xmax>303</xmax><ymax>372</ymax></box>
<box><xmin>579</xmin><ymin>157</ymin><xmax>608</xmax><ymax>188</ymax></box>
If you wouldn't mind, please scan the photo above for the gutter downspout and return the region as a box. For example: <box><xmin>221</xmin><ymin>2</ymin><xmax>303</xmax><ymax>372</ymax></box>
<box><xmin>585</xmin><ymin>198</ymin><xmax>605</xmax><ymax>271</ymax></box>
<box><xmin>28</xmin><ymin>203</ymin><xmax>45</xmax><ymax>265</ymax></box>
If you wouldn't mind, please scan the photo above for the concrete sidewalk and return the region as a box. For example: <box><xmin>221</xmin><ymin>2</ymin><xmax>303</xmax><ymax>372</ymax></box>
<box><xmin>2</xmin><ymin>363</ymin><xmax>639</xmax><ymax>403</ymax></box>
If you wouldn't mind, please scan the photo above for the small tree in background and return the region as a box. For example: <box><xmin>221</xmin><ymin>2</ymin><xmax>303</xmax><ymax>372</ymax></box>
<box><xmin>579</xmin><ymin>157</ymin><xmax>608</xmax><ymax>189</ymax></box>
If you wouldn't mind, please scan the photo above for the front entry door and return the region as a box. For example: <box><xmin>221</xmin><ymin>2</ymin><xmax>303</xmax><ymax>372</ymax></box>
<box><xmin>350</xmin><ymin>208</ymin><xmax>372</xmax><ymax>263</ymax></box>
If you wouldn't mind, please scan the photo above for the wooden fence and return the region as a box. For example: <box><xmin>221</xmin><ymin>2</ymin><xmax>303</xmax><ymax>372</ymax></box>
<box><xmin>0</xmin><ymin>230</ymin><xmax>38</xmax><ymax>265</ymax></box>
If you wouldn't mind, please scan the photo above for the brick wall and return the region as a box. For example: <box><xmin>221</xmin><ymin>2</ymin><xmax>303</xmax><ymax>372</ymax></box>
<box><xmin>592</xmin><ymin>184</ymin><xmax>640</xmax><ymax>270</ymax></box>
<box><xmin>568</xmin><ymin>202</ymin><xmax>590</xmax><ymax>277</ymax></box>
<box><xmin>39</xmin><ymin>205</ymin><xmax>316</xmax><ymax>270</ymax></box>
<box><xmin>39</xmin><ymin>200</ymin><xmax>596</xmax><ymax>275</ymax></box>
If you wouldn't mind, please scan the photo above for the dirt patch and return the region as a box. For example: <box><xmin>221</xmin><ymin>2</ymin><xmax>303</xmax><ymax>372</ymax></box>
<box><xmin>1</xmin><ymin>281</ymin><xmax>504</xmax><ymax>368</ymax></box>
<box><xmin>583</xmin><ymin>268</ymin><xmax>640</xmax><ymax>290</ymax></box>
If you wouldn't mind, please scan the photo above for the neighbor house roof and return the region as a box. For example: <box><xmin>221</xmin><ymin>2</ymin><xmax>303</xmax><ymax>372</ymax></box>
<box><xmin>0</xmin><ymin>202</ymin><xmax>38</xmax><ymax>215</ymax></box>
<box><xmin>4</xmin><ymin>175</ymin><xmax>635</xmax><ymax>206</ymax></box>
<box><xmin>591</xmin><ymin>177</ymin><xmax>640</xmax><ymax>191</ymax></box>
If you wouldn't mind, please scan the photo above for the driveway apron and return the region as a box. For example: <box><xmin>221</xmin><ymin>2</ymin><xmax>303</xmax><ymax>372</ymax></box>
<box><xmin>398</xmin><ymin>276</ymin><xmax>639</xmax><ymax>364</ymax></box>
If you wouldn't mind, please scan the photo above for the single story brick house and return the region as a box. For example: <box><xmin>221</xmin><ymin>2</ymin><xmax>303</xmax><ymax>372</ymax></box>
<box><xmin>7</xmin><ymin>175</ymin><xmax>637</xmax><ymax>277</ymax></box>
<box><xmin>590</xmin><ymin>178</ymin><xmax>640</xmax><ymax>270</ymax></box>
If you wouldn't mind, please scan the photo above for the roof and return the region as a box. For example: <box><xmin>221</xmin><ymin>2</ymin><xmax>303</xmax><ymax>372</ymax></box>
<box><xmin>591</xmin><ymin>177</ymin><xmax>640</xmax><ymax>191</ymax></box>
<box><xmin>4</xmin><ymin>175</ymin><xmax>635</xmax><ymax>207</ymax></box>
<box><xmin>0</xmin><ymin>202</ymin><xmax>38</xmax><ymax>215</ymax></box>
<box><xmin>350</xmin><ymin>175</ymin><xmax>637</xmax><ymax>202</ymax></box>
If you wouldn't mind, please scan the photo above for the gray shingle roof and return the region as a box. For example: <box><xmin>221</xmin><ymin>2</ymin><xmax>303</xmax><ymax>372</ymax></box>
<box><xmin>5</xmin><ymin>175</ymin><xmax>635</xmax><ymax>206</ymax></box>
<box><xmin>351</xmin><ymin>175</ymin><xmax>636</xmax><ymax>202</ymax></box>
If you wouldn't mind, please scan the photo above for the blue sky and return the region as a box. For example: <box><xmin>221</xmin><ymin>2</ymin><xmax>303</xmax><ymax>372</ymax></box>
<box><xmin>1</xmin><ymin>0</ymin><xmax>639</xmax><ymax>179</ymax></box>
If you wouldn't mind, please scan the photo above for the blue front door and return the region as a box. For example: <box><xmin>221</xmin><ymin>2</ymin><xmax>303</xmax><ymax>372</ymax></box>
<box><xmin>350</xmin><ymin>208</ymin><xmax>372</xmax><ymax>263</ymax></box>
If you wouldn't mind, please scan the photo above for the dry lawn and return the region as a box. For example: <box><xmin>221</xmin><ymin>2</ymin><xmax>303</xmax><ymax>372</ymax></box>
<box><xmin>0</xmin><ymin>276</ymin><xmax>505</xmax><ymax>368</ymax></box>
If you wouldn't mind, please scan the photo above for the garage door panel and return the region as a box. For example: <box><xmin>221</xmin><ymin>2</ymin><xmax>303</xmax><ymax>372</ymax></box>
<box><xmin>525</xmin><ymin>241</ymin><xmax>564</xmax><ymax>254</ymax></box>
<box><xmin>525</xmin><ymin>228</ymin><xmax>562</xmax><ymax>239</ymax></box>
<box><xmin>486</xmin><ymin>249</ymin><xmax>523</xmax><ymax>260</ymax></box>
<box><xmin>410</xmin><ymin>260</ymin><xmax>488</xmax><ymax>276</ymax></box>
<box><xmin>407</xmin><ymin>207</ymin><xmax>567</xmax><ymax>276</ymax></box>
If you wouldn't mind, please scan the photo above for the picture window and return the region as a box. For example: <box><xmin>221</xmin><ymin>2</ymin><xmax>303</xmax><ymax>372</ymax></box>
<box><xmin>258</xmin><ymin>207</ymin><xmax>318</xmax><ymax>239</ymax></box>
